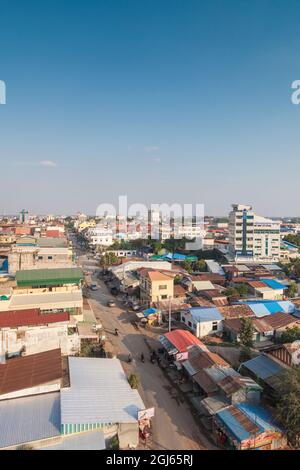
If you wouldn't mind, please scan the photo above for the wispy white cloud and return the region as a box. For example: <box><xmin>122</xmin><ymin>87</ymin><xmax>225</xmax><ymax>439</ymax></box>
<box><xmin>39</xmin><ymin>160</ymin><xmax>57</xmax><ymax>167</ymax></box>
<box><xmin>144</xmin><ymin>146</ymin><xmax>160</xmax><ymax>153</ymax></box>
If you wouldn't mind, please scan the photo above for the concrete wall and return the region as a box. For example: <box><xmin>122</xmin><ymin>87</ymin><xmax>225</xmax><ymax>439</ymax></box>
<box><xmin>0</xmin><ymin>323</ymin><xmax>80</xmax><ymax>357</ymax></box>
<box><xmin>0</xmin><ymin>381</ymin><xmax>61</xmax><ymax>401</ymax></box>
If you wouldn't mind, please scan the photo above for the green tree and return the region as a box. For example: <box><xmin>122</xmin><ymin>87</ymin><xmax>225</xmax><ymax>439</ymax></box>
<box><xmin>278</xmin><ymin>326</ymin><xmax>300</xmax><ymax>344</ymax></box>
<box><xmin>100</xmin><ymin>252</ymin><xmax>118</xmax><ymax>268</ymax></box>
<box><xmin>276</xmin><ymin>366</ymin><xmax>300</xmax><ymax>447</ymax></box>
<box><xmin>239</xmin><ymin>317</ymin><xmax>254</xmax><ymax>349</ymax></box>
<box><xmin>153</xmin><ymin>241</ymin><xmax>163</xmax><ymax>254</ymax></box>
<box><xmin>287</xmin><ymin>283</ymin><xmax>298</xmax><ymax>298</ymax></box>
<box><xmin>224</xmin><ymin>286</ymin><xmax>239</xmax><ymax>299</ymax></box>
<box><xmin>128</xmin><ymin>373</ymin><xmax>140</xmax><ymax>389</ymax></box>
<box><xmin>235</xmin><ymin>284</ymin><xmax>248</xmax><ymax>297</ymax></box>
<box><xmin>293</xmin><ymin>260</ymin><xmax>300</xmax><ymax>279</ymax></box>
<box><xmin>182</xmin><ymin>260</ymin><xmax>193</xmax><ymax>274</ymax></box>
<box><xmin>195</xmin><ymin>259</ymin><xmax>206</xmax><ymax>272</ymax></box>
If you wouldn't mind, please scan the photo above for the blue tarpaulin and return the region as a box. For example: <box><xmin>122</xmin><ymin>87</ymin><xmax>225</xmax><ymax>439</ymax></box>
<box><xmin>143</xmin><ymin>308</ymin><xmax>158</xmax><ymax>317</ymax></box>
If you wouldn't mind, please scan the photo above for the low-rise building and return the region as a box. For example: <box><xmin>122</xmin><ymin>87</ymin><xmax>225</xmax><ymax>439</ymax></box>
<box><xmin>181</xmin><ymin>307</ymin><xmax>224</xmax><ymax>338</ymax></box>
<box><xmin>139</xmin><ymin>269</ymin><xmax>174</xmax><ymax>307</ymax></box>
<box><xmin>0</xmin><ymin>309</ymin><xmax>80</xmax><ymax>358</ymax></box>
<box><xmin>213</xmin><ymin>403</ymin><xmax>286</xmax><ymax>450</ymax></box>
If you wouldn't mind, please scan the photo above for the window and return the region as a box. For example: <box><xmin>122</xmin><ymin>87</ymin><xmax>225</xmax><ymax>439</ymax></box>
<box><xmin>182</xmin><ymin>316</ymin><xmax>186</xmax><ymax>322</ymax></box>
<box><xmin>161</xmin><ymin>295</ymin><xmax>168</xmax><ymax>299</ymax></box>
<box><xmin>38</xmin><ymin>256</ymin><xmax>43</xmax><ymax>260</ymax></box>
<box><xmin>48</xmin><ymin>256</ymin><xmax>53</xmax><ymax>260</ymax></box>
<box><xmin>159</xmin><ymin>285</ymin><xmax>167</xmax><ymax>290</ymax></box>
<box><xmin>188</xmin><ymin>321</ymin><xmax>192</xmax><ymax>327</ymax></box>
<box><xmin>212</xmin><ymin>321</ymin><xmax>218</xmax><ymax>331</ymax></box>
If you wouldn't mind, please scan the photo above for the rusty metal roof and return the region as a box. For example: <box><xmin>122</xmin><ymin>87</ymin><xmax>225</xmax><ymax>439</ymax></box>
<box><xmin>0</xmin><ymin>349</ymin><xmax>62</xmax><ymax>395</ymax></box>
<box><xmin>0</xmin><ymin>309</ymin><xmax>69</xmax><ymax>328</ymax></box>
<box><xmin>218</xmin><ymin>304</ymin><xmax>254</xmax><ymax>319</ymax></box>
<box><xmin>193</xmin><ymin>369</ymin><xmax>218</xmax><ymax>394</ymax></box>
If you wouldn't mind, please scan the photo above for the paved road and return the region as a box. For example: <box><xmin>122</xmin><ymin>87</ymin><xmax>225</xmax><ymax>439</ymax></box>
<box><xmin>77</xmin><ymin>251</ymin><xmax>217</xmax><ymax>451</ymax></box>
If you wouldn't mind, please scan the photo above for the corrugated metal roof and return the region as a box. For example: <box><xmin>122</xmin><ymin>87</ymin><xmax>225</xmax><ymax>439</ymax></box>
<box><xmin>7</xmin><ymin>290</ymin><xmax>83</xmax><ymax>310</ymax></box>
<box><xmin>162</xmin><ymin>329</ymin><xmax>203</xmax><ymax>353</ymax></box>
<box><xmin>216</xmin><ymin>405</ymin><xmax>262</xmax><ymax>443</ymax></box>
<box><xmin>240</xmin><ymin>300</ymin><xmax>296</xmax><ymax>316</ymax></box>
<box><xmin>218</xmin><ymin>304</ymin><xmax>254</xmax><ymax>319</ymax></box>
<box><xmin>237</xmin><ymin>403</ymin><xmax>283</xmax><ymax>434</ymax></box>
<box><xmin>218</xmin><ymin>374</ymin><xmax>262</xmax><ymax>395</ymax></box>
<box><xmin>60</xmin><ymin>358</ymin><xmax>145</xmax><ymax>425</ymax></box>
<box><xmin>189</xmin><ymin>307</ymin><xmax>224</xmax><ymax>323</ymax></box>
<box><xmin>241</xmin><ymin>354</ymin><xmax>284</xmax><ymax>380</ymax></box>
<box><xmin>205</xmin><ymin>260</ymin><xmax>225</xmax><ymax>275</ymax></box>
<box><xmin>16</xmin><ymin>268</ymin><xmax>83</xmax><ymax>287</ymax></box>
<box><xmin>0</xmin><ymin>349</ymin><xmax>62</xmax><ymax>395</ymax></box>
<box><xmin>193</xmin><ymin>369</ymin><xmax>218</xmax><ymax>393</ymax></box>
<box><xmin>40</xmin><ymin>430</ymin><xmax>106</xmax><ymax>450</ymax></box>
<box><xmin>0</xmin><ymin>309</ymin><xmax>69</xmax><ymax>328</ymax></box>
<box><xmin>0</xmin><ymin>392</ymin><xmax>61</xmax><ymax>448</ymax></box>
<box><xmin>192</xmin><ymin>280</ymin><xmax>215</xmax><ymax>291</ymax></box>
<box><xmin>261</xmin><ymin>312</ymin><xmax>299</xmax><ymax>330</ymax></box>
<box><xmin>260</xmin><ymin>279</ymin><xmax>287</xmax><ymax>290</ymax></box>
<box><xmin>201</xmin><ymin>395</ymin><xmax>229</xmax><ymax>415</ymax></box>
<box><xmin>205</xmin><ymin>366</ymin><xmax>239</xmax><ymax>384</ymax></box>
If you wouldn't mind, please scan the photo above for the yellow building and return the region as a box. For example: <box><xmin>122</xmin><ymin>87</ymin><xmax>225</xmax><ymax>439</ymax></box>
<box><xmin>78</xmin><ymin>220</ymin><xmax>97</xmax><ymax>232</ymax></box>
<box><xmin>140</xmin><ymin>269</ymin><xmax>174</xmax><ymax>307</ymax></box>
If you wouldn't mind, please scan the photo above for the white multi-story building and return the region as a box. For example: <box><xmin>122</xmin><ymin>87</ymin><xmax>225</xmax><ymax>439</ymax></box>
<box><xmin>228</xmin><ymin>204</ymin><xmax>281</xmax><ymax>263</ymax></box>
<box><xmin>87</xmin><ymin>226</ymin><xmax>113</xmax><ymax>247</ymax></box>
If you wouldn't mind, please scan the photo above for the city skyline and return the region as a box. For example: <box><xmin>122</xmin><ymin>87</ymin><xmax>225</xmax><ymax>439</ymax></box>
<box><xmin>1</xmin><ymin>0</ymin><xmax>300</xmax><ymax>215</ymax></box>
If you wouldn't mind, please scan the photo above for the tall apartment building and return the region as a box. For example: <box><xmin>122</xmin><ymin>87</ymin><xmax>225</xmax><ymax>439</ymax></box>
<box><xmin>228</xmin><ymin>204</ymin><xmax>281</xmax><ymax>262</ymax></box>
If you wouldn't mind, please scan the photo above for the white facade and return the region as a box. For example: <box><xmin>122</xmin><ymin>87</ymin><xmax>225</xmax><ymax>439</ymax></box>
<box><xmin>228</xmin><ymin>204</ymin><xmax>280</xmax><ymax>262</ymax></box>
<box><xmin>180</xmin><ymin>311</ymin><xmax>223</xmax><ymax>338</ymax></box>
<box><xmin>87</xmin><ymin>227</ymin><xmax>113</xmax><ymax>247</ymax></box>
<box><xmin>0</xmin><ymin>323</ymin><xmax>80</xmax><ymax>358</ymax></box>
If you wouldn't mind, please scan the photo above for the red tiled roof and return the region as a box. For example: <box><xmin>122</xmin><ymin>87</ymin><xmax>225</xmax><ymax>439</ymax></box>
<box><xmin>0</xmin><ymin>349</ymin><xmax>62</xmax><ymax>395</ymax></box>
<box><xmin>0</xmin><ymin>309</ymin><xmax>70</xmax><ymax>328</ymax></box>
<box><xmin>164</xmin><ymin>329</ymin><xmax>203</xmax><ymax>353</ymax></box>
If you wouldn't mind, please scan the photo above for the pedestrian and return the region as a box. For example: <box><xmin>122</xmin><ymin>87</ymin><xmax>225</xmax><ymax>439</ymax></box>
<box><xmin>157</xmin><ymin>357</ymin><xmax>161</xmax><ymax>366</ymax></box>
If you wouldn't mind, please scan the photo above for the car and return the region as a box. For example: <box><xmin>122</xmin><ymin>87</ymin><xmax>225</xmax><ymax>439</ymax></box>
<box><xmin>107</xmin><ymin>300</ymin><xmax>116</xmax><ymax>307</ymax></box>
<box><xmin>90</xmin><ymin>284</ymin><xmax>98</xmax><ymax>291</ymax></box>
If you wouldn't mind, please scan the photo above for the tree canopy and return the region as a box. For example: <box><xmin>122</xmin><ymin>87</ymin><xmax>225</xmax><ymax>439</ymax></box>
<box><xmin>276</xmin><ymin>366</ymin><xmax>300</xmax><ymax>447</ymax></box>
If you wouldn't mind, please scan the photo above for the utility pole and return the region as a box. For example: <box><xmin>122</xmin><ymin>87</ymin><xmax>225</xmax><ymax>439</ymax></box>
<box><xmin>168</xmin><ymin>296</ymin><xmax>172</xmax><ymax>332</ymax></box>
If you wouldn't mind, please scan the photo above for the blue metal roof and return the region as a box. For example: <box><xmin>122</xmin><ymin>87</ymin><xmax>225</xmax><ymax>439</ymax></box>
<box><xmin>237</xmin><ymin>403</ymin><xmax>283</xmax><ymax>434</ymax></box>
<box><xmin>217</xmin><ymin>407</ymin><xmax>253</xmax><ymax>442</ymax></box>
<box><xmin>189</xmin><ymin>307</ymin><xmax>223</xmax><ymax>323</ymax></box>
<box><xmin>217</xmin><ymin>402</ymin><xmax>283</xmax><ymax>444</ymax></box>
<box><xmin>0</xmin><ymin>392</ymin><xmax>61</xmax><ymax>449</ymax></box>
<box><xmin>241</xmin><ymin>354</ymin><xmax>284</xmax><ymax>379</ymax></box>
<box><xmin>163</xmin><ymin>252</ymin><xmax>187</xmax><ymax>261</ymax></box>
<box><xmin>260</xmin><ymin>279</ymin><xmax>287</xmax><ymax>290</ymax></box>
<box><xmin>240</xmin><ymin>300</ymin><xmax>296</xmax><ymax>316</ymax></box>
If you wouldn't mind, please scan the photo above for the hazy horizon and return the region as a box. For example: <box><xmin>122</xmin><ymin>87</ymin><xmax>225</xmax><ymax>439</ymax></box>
<box><xmin>1</xmin><ymin>0</ymin><xmax>300</xmax><ymax>216</ymax></box>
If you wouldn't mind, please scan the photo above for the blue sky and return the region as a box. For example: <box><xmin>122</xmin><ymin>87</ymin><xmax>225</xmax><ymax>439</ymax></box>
<box><xmin>0</xmin><ymin>0</ymin><xmax>300</xmax><ymax>216</ymax></box>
